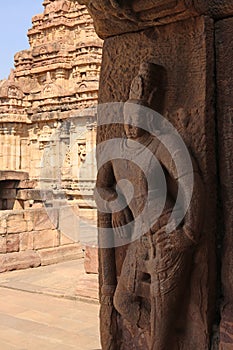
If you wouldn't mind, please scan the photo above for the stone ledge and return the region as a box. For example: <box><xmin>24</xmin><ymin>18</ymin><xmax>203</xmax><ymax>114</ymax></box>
<box><xmin>16</xmin><ymin>189</ymin><xmax>54</xmax><ymax>201</ymax></box>
<box><xmin>38</xmin><ymin>244</ymin><xmax>84</xmax><ymax>266</ymax></box>
<box><xmin>0</xmin><ymin>245</ymin><xmax>84</xmax><ymax>273</ymax></box>
<box><xmin>17</xmin><ymin>179</ymin><xmax>37</xmax><ymax>189</ymax></box>
<box><xmin>0</xmin><ymin>171</ymin><xmax>28</xmax><ymax>182</ymax></box>
<box><xmin>76</xmin><ymin>0</ymin><xmax>233</xmax><ymax>38</ymax></box>
<box><xmin>0</xmin><ymin>250</ymin><xmax>41</xmax><ymax>273</ymax></box>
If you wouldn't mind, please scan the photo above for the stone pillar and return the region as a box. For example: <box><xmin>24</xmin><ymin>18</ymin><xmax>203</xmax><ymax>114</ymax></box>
<box><xmin>15</xmin><ymin>131</ymin><xmax>21</xmax><ymax>170</ymax></box>
<box><xmin>51</xmin><ymin>129</ymin><xmax>62</xmax><ymax>186</ymax></box>
<box><xmin>20</xmin><ymin>138</ymin><xmax>30</xmax><ymax>172</ymax></box>
<box><xmin>0</xmin><ymin>127</ymin><xmax>4</xmax><ymax>169</ymax></box>
<box><xmin>9</xmin><ymin>126</ymin><xmax>17</xmax><ymax>170</ymax></box>
<box><xmin>101</xmin><ymin>20</ymin><xmax>216</xmax><ymax>350</ymax></box>
<box><xmin>216</xmin><ymin>19</ymin><xmax>233</xmax><ymax>349</ymax></box>
<box><xmin>70</xmin><ymin>120</ymin><xmax>82</xmax><ymax>180</ymax></box>
<box><xmin>84</xmin><ymin>124</ymin><xmax>97</xmax><ymax>180</ymax></box>
<box><xmin>28</xmin><ymin>124</ymin><xmax>42</xmax><ymax>180</ymax></box>
<box><xmin>3</xmin><ymin>129</ymin><xmax>11</xmax><ymax>170</ymax></box>
<box><xmin>60</xmin><ymin>121</ymin><xmax>71</xmax><ymax>181</ymax></box>
<box><xmin>76</xmin><ymin>0</ymin><xmax>233</xmax><ymax>349</ymax></box>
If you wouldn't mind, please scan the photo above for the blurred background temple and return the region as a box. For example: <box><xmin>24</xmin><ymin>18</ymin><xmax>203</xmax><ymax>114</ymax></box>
<box><xmin>0</xmin><ymin>0</ymin><xmax>102</xmax><ymax>272</ymax></box>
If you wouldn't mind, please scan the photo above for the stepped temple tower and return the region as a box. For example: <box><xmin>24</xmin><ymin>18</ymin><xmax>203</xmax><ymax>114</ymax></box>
<box><xmin>0</xmin><ymin>1</ymin><xmax>102</xmax><ymax>271</ymax></box>
<box><xmin>0</xmin><ymin>0</ymin><xmax>102</xmax><ymax>210</ymax></box>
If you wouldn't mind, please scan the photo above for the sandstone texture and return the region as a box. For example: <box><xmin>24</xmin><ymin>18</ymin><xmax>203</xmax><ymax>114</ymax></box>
<box><xmin>0</xmin><ymin>0</ymin><xmax>102</xmax><ymax>209</ymax></box>
<box><xmin>79</xmin><ymin>0</ymin><xmax>233</xmax><ymax>348</ymax></box>
<box><xmin>0</xmin><ymin>1</ymin><xmax>100</xmax><ymax>271</ymax></box>
<box><xmin>96</xmin><ymin>15</ymin><xmax>216</xmax><ymax>349</ymax></box>
<box><xmin>84</xmin><ymin>244</ymin><xmax>98</xmax><ymax>274</ymax></box>
<box><xmin>216</xmin><ymin>18</ymin><xmax>233</xmax><ymax>350</ymax></box>
<box><xmin>76</xmin><ymin>0</ymin><xmax>233</xmax><ymax>38</ymax></box>
<box><xmin>0</xmin><ymin>206</ymin><xmax>83</xmax><ymax>272</ymax></box>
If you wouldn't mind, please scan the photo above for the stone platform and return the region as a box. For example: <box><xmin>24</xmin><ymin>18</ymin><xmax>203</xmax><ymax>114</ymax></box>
<box><xmin>0</xmin><ymin>259</ymin><xmax>100</xmax><ymax>349</ymax></box>
<box><xmin>0</xmin><ymin>258</ymin><xmax>99</xmax><ymax>303</ymax></box>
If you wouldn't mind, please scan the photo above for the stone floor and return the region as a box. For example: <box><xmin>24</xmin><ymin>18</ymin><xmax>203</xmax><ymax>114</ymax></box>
<box><xmin>0</xmin><ymin>259</ymin><xmax>99</xmax><ymax>302</ymax></box>
<box><xmin>0</xmin><ymin>259</ymin><xmax>101</xmax><ymax>349</ymax></box>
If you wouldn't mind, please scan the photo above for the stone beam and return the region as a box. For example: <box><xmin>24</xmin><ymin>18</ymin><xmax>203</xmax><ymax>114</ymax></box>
<box><xmin>75</xmin><ymin>0</ymin><xmax>233</xmax><ymax>38</ymax></box>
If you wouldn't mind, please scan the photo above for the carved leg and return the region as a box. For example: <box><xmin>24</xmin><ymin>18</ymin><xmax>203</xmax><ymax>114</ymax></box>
<box><xmin>151</xmin><ymin>251</ymin><xmax>193</xmax><ymax>350</ymax></box>
<box><xmin>114</xmin><ymin>241</ymin><xmax>140</xmax><ymax>325</ymax></box>
<box><xmin>113</xmin><ymin>240</ymin><xmax>150</xmax><ymax>330</ymax></box>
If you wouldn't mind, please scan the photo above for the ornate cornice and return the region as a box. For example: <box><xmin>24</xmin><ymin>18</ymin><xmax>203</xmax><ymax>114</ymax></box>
<box><xmin>75</xmin><ymin>0</ymin><xmax>233</xmax><ymax>38</ymax></box>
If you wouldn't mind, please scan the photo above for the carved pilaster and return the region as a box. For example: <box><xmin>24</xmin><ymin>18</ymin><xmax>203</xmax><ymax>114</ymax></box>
<box><xmin>91</xmin><ymin>0</ymin><xmax>217</xmax><ymax>347</ymax></box>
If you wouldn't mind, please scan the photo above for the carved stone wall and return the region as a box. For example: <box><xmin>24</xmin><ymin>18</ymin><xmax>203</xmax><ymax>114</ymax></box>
<box><xmin>0</xmin><ymin>206</ymin><xmax>83</xmax><ymax>272</ymax></box>
<box><xmin>0</xmin><ymin>1</ymin><xmax>102</xmax><ymax>270</ymax></box>
<box><xmin>78</xmin><ymin>0</ymin><xmax>233</xmax><ymax>349</ymax></box>
<box><xmin>0</xmin><ymin>170</ymin><xmax>83</xmax><ymax>271</ymax></box>
<box><xmin>75</xmin><ymin>0</ymin><xmax>233</xmax><ymax>39</ymax></box>
<box><xmin>96</xmin><ymin>16</ymin><xmax>216</xmax><ymax>349</ymax></box>
<box><xmin>0</xmin><ymin>0</ymin><xmax>102</xmax><ymax>210</ymax></box>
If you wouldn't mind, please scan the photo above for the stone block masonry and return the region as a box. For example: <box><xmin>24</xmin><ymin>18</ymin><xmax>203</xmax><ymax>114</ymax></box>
<box><xmin>0</xmin><ymin>206</ymin><xmax>83</xmax><ymax>273</ymax></box>
<box><xmin>0</xmin><ymin>0</ymin><xmax>102</xmax><ymax>275</ymax></box>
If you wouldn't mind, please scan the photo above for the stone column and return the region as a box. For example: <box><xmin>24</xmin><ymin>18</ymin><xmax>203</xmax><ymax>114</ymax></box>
<box><xmin>3</xmin><ymin>128</ymin><xmax>11</xmax><ymax>170</ymax></box>
<box><xmin>216</xmin><ymin>19</ymin><xmax>233</xmax><ymax>350</ymax></box>
<box><xmin>9</xmin><ymin>126</ymin><xmax>17</xmax><ymax>170</ymax></box>
<box><xmin>20</xmin><ymin>138</ymin><xmax>30</xmax><ymax>172</ymax></box>
<box><xmin>76</xmin><ymin>1</ymin><xmax>233</xmax><ymax>349</ymax></box>
<box><xmin>60</xmin><ymin>121</ymin><xmax>71</xmax><ymax>181</ymax></box>
<box><xmin>0</xmin><ymin>127</ymin><xmax>4</xmax><ymax>169</ymax></box>
<box><xmin>85</xmin><ymin>124</ymin><xmax>97</xmax><ymax>181</ymax></box>
<box><xmin>70</xmin><ymin>120</ymin><xmax>80</xmax><ymax>180</ymax></box>
<box><xmin>15</xmin><ymin>130</ymin><xmax>21</xmax><ymax>171</ymax></box>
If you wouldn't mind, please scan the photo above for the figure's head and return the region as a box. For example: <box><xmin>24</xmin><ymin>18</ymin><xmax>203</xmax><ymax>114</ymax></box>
<box><xmin>129</xmin><ymin>62</ymin><xmax>166</xmax><ymax>113</ymax></box>
<box><xmin>123</xmin><ymin>100</ymin><xmax>145</xmax><ymax>139</ymax></box>
<box><xmin>124</xmin><ymin>100</ymin><xmax>154</xmax><ymax>139</ymax></box>
<box><xmin>123</xmin><ymin>62</ymin><xmax>167</xmax><ymax>138</ymax></box>
<box><xmin>124</xmin><ymin>123</ymin><xmax>145</xmax><ymax>140</ymax></box>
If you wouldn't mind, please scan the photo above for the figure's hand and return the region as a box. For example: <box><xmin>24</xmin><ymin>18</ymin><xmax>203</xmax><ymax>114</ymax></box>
<box><xmin>112</xmin><ymin>207</ymin><xmax>133</xmax><ymax>239</ymax></box>
<box><xmin>155</xmin><ymin>226</ymin><xmax>195</xmax><ymax>257</ymax></box>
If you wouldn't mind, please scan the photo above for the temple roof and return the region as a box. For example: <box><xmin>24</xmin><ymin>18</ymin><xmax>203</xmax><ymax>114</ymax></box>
<box><xmin>0</xmin><ymin>0</ymin><xmax>103</xmax><ymax>123</ymax></box>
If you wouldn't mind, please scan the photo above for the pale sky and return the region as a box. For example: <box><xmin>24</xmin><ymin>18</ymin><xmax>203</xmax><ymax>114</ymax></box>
<box><xmin>0</xmin><ymin>0</ymin><xmax>44</xmax><ymax>79</ymax></box>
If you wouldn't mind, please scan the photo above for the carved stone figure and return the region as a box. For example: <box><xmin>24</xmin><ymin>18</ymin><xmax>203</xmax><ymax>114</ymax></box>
<box><xmin>95</xmin><ymin>62</ymin><xmax>205</xmax><ymax>349</ymax></box>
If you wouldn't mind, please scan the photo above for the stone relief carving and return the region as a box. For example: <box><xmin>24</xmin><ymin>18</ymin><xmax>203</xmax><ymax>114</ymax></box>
<box><xmin>95</xmin><ymin>62</ymin><xmax>205</xmax><ymax>349</ymax></box>
<box><xmin>62</xmin><ymin>146</ymin><xmax>72</xmax><ymax>177</ymax></box>
<box><xmin>76</xmin><ymin>0</ymin><xmax>196</xmax><ymax>38</ymax></box>
<box><xmin>7</xmin><ymin>86</ymin><xmax>23</xmax><ymax>99</ymax></box>
<box><xmin>0</xmin><ymin>70</ymin><xmax>24</xmax><ymax>100</ymax></box>
<box><xmin>78</xmin><ymin>142</ymin><xmax>87</xmax><ymax>162</ymax></box>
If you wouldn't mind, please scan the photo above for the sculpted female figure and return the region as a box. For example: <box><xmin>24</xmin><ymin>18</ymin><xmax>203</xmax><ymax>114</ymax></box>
<box><xmin>95</xmin><ymin>62</ymin><xmax>205</xmax><ymax>349</ymax></box>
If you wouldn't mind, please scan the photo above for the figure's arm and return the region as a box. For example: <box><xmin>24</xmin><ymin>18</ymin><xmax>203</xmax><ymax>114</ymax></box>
<box><xmin>95</xmin><ymin>161</ymin><xmax>128</xmax><ymax>212</ymax></box>
<box><xmin>156</xmin><ymin>135</ymin><xmax>205</xmax><ymax>249</ymax></box>
<box><xmin>95</xmin><ymin>161</ymin><xmax>118</xmax><ymax>350</ymax></box>
<box><xmin>95</xmin><ymin>161</ymin><xmax>119</xmax><ymax>211</ymax></box>
<box><xmin>95</xmin><ymin>161</ymin><xmax>133</xmax><ymax>238</ymax></box>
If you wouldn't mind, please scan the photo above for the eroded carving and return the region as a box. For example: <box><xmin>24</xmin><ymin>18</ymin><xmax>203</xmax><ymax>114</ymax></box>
<box><xmin>75</xmin><ymin>0</ymin><xmax>200</xmax><ymax>38</ymax></box>
<box><xmin>76</xmin><ymin>0</ymin><xmax>233</xmax><ymax>38</ymax></box>
<box><xmin>96</xmin><ymin>62</ymin><xmax>205</xmax><ymax>349</ymax></box>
